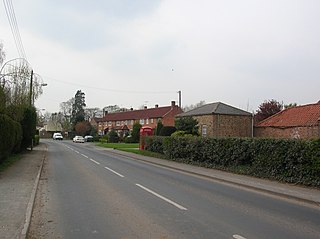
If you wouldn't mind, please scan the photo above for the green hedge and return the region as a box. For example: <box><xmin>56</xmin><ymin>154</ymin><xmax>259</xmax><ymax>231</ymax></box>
<box><xmin>145</xmin><ymin>136</ymin><xmax>320</xmax><ymax>187</ymax></box>
<box><xmin>0</xmin><ymin>114</ymin><xmax>22</xmax><ymax>161</ymax></box>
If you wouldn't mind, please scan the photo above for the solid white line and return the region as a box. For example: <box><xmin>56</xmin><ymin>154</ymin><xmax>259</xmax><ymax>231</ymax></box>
<box><xmin>90</xmin><ymin>158</ymin><xmax>100</xmax><ymax>165</ymax></box>
<box><xmin>233</xmin><ymin>235</ymin><xmax>247</xmax><ymax>239</ymax></box>
<box><xmin>135</xmin><ymin>184</ymin><xmax>188</xmax><ymax>211</ymax></box>
<box><xmin>81</xmin><ymin>153</ymin><xmax>88</xmax><ymax>158</ymax></box>
<box><xmin>104</xmin><ymin>166</ymin><xmax>124</xmax><ymax>178</ymax></box>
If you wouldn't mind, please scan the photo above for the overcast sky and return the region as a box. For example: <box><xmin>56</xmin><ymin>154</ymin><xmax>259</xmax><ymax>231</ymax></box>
<box><xmin>1</xmin><ymin>0</ymin><xmax>319</xmax><ymax>113</ymax></box>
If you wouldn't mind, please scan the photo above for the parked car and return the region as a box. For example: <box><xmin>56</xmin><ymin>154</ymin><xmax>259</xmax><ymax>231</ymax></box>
<box><xmin>73</xmin><ymin>136</ymin><xmax>85</xmax><ymax>143</ymax></box>
<box><xmin>84</xmin><ymin>135</ymin><xmax>94</xmax><ymax>142</ymax></box>
<box><xmin>53</xmin><ymin>132</ymin><xmax>63</xmax><ymax>140</ymax></box>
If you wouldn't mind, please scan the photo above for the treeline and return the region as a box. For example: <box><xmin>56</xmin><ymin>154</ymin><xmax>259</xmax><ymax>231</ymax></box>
<box><xmin>145</xmin><ymin>136</ymin><xmax>320</xmax><ymax>187</ymax></box>
<box><xmin>0</xmin><ymin>88</ymin><xmax>37</xmax><ymax>162</ymax></box>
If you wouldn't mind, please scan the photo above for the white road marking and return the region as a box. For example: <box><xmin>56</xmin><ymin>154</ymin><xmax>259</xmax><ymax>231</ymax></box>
<box><xmin>74</xmin><ymin>150</ymin><xmax>79</xmax><ymax>154</ymax></box>
<box><xmin>104</xmin><ymin>166</ymin><xmax>124</xmax><ymax>178</ymax></box>
<box><xmin>90</xmin><ymin>158</ymin><xmax>100</xmax><ymax>165</ymax></box>
<box><xmin>233</xmin><ymin>235</ymin><xmax>247</xmax><ymax>239</ymax></box>
<box><xmin>81</xmin><ymin>153</ymin><xmax>88</xmax><ymax>158</ymax></box>
<box><xmin>135</xmin><ymin>184</ymin><xmax>188</xmax><ymax>211</ymax></box>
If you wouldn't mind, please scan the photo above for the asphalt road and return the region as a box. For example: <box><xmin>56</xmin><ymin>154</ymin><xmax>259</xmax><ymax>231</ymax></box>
<box><xmin>28</xmin><ymin>140</ymin><xmax>320</xmax><ymax>239</ymax></box>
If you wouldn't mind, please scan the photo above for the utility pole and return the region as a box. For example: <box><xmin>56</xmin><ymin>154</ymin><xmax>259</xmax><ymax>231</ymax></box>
<box><xmin>178</xmin><ymin>90</ymin><xmax>181</xmax><ymax>108</ymax></box>
<box><xmin>29</xmin><ymin>70</ymin><xmax>33</xmax><ymax>106</ymax></box>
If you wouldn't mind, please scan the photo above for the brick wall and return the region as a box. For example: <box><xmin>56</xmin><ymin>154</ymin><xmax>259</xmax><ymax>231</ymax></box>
<box><xmin>195</xmin><ymin>114</ymin><xmax>252</xmax><ymax>138</ymax></box>
<box><xmin>254</xmin><ymin>125</ymin><xmax>320</xmax><ymax>139</ymax></box>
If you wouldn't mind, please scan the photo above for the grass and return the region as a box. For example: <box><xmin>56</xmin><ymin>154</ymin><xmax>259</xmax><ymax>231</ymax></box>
<box><xmin>0</xmin><ymin>154</ymin><xmax>21</xmax><ymax>172</ymax></box>
<box><xmin>96</xmin><ymin>142</ymin><xmax>139</xmax><ymax>149</ymax></box>
<box><xmin>95</xmin><ymin>142</ymin><xmax>166</xmax><ymax>159</ymax></box>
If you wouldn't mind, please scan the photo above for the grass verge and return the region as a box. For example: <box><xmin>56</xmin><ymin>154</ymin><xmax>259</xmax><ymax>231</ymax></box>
<box><xmin>96</xmin><ymin>142</ymin><xmax>139</xmax><ymax>149</ymax></box>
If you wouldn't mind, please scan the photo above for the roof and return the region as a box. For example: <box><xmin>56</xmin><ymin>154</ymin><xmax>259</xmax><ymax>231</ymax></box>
<box><xmin>177</xmin><ymin>102</ymin><xmax>252</xmax><ymax>117</ymax></box>
<box><xmin>99</xmin><ymin>105</ymin><xmax>182</xmax><ymax>122</ymax></box>
<box><xmin>256</xmin><ymin>103</ymin><xmax>320</xmax><ymax>127</ymax></box>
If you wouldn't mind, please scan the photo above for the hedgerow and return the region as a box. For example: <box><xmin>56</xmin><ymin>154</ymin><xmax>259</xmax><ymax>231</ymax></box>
<box><xmin>145</xmin><ymin>136</ymin><xmax>320</xmax><ymax>187</ymax></box>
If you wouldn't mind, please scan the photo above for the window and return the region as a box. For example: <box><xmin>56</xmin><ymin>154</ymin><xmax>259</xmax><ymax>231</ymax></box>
<box><xmin>108</xmin><ymin>121</ymin><xmax>112</xmax><ymax>126</ymax></box>
<box><xmin>146</xmin><ymin>118</ymin><xmax>149</xmax><ymax>124</ymax></box>
<box><xmin>202</xmin><ymin>125</ymin><xmax>207</xmax><ymax>136</ymax></box>
<box><xmin>140</xmin><ymin>119</ymin><xmax>144</xmax><ymax>125</ymax></box>
<box><xmin>151</xmin><ymin>118</ymin><xmax>154</xmax><ymax>124</ymax></box>
<box><xmin>125</xmin><ymin>120</ymin><xmax>128</xmax><ymax>125</ymax></box>
<box><xmin>116</xmin><ymin>121</ymin><xmax>120</xmax><ymax>126</ymax></box>
<box><xmin>131</xmin><ymin>120</ymin><xmax>134</xmax><ymax>125</ymax></box>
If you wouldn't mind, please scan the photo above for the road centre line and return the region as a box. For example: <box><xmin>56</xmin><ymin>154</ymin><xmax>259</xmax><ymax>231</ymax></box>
<box><xmin>104</xmin><ymin>166</ymin><xmax>124</xmax><ymax>178</ymax></box>
<box><xmin>135</xmin><ymin>184</ymin><xmax>188</xmax><ymax>211</ymax></box>
<box><xmin>233</xmin><ymin>235</ymin><xmax>247</xmax><ymax>239</ymax></box>
<box><xmin>74</xmin><ymin>150</ymin><xmax>79</xmax><ymax>154</ymax></box>
<box><xmin>81</xmin><ymin>153</ymin><xmax>88</xmax><ymax>158</ymax></box>
<box><xmin>90</xmin><ymin>158</ymin><xmax>100</xmax><ymax>165</ymax></box>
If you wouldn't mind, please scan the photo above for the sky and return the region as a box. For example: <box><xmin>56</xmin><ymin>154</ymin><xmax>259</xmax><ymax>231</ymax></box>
<box><xmin>1</xmin><ymin>0</ymin><xmax>319</xmax><ymax>113</ymax></box>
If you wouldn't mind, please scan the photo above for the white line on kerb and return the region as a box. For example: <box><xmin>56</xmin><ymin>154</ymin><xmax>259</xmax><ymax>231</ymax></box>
<box><xmin>90</xmin><ymin>158</ymin><xmax>100</xmax><ymax>165</ymax></box>
<box><xmin>233</xmin><ymin>235</ymin><xmax>247</xmax><ymax>239</ymax></box>
<box><xmin>81</xmin><ymin>153</ymin><xmax>88</xmax><ymax>158</ymax></box>
<box><xmin>104</xmin><ymin>166</ymin><xmax>124</xmax><ymax>178</ymax></box>
<box><xmin>135</xmin><ymin>184</ymin><xmax>188</xmax><ymax>211</ymax></box>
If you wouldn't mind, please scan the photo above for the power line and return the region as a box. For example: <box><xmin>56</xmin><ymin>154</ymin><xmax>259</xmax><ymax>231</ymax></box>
<box><xmin>42</xmin><ymin>75</ymin><xmax>176</xmax><ymax>94</ymax></box>
<box><xmin>3</xmin><ymin>0</ymin><xmax>27</xmax><ymax>59</ymax></box>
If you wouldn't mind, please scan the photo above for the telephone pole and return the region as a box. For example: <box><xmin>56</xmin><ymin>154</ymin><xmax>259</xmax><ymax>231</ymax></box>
<box><xmin>178</xmin><ymin>90</ymin><xmax>181</xmax><ymax>108</ymax></box>
<box><xmin>29</xmin><ymin>70</ymin><xmax>33</xmax><ymax>106</ymax></box>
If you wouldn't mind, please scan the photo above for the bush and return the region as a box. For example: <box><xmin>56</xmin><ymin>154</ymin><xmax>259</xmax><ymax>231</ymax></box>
<box><xmin>146</xmin><ymin>136</ymin><xmax>320</xmax><ymax>187</ymax></box>
<box><xmin>159</xmin><ymin>126</ymin><xmax>176</xmax><ymax>136</ymax></box>
<box><xmin>108</xmin><ymin>129</ymin><xmax>119</xmax><ymax>143</ymax></box>
<box><xmin>0</xmin><ymin>114</ymin><xmax>22</xmax><ymax>161</ymax></box>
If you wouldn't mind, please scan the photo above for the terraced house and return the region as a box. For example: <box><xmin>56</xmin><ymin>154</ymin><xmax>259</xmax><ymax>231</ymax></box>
<box><xmin>93</xmin><ymin>101</ymin><xmax>183</xmax><ymax>136</ymax></box>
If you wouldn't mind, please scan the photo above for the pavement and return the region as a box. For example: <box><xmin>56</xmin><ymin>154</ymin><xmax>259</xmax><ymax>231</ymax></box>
<box><xmin>0</xmin><ymin>142</ymin><xmax>319</xmax><ymax>239</ymax></box>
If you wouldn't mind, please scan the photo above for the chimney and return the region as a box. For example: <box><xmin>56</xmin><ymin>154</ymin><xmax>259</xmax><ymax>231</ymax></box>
<box><xmin>155</xmin><ymin>104</ymin><xmax>159</xmax><ymax>108</ymax></box>
<box><xmin>104</xmin><ymin>111</ymin><xmax>108</xmax><ymax>116</ymax></box>
<box><xmin>144</xmin><ymin>106</ymin><xmax>147</xmax><ymax>109</ymax></box>
<box><xmin>130</xmin><ymin>108</ymin><xmax>133</xmax><ymax>111</ymax></box>
<box><xmin>171</xmin><ymin>101</ymin><xmax>175</xmax><ymax>107</ymax></box>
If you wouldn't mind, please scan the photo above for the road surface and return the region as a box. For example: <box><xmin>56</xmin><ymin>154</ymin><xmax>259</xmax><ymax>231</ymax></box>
<box><xmin>28</xmin><ymin>140</ymin><xmax>320</xmax><ymax>239</ymax></box>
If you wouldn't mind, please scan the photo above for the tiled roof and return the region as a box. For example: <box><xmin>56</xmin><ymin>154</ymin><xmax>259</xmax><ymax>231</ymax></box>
<box><xmin>256</xmin><ymin>103</ymin><xmax>320</xmax><ymax>127</ymax></box>
<box><xmin>99</xmin><ymin>105</ymin><xmax>182</xmax><ymax>122</ymax></box>
<box><xmin>177</xmin><ymin>102</ymin><xmax>251</xmax><ymax>117</ymax></box>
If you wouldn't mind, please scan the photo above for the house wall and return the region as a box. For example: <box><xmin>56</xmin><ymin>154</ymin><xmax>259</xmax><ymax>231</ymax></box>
<box><xmin>195</xmin><ymin>114</ymin><xmax>252</xmax><ymax>138</ymax></box>
<box><xmin>162</xmin><ymin>106</ymin><xmax>183</xmax><ymax>127</ymax></box>
<box><xmin>254</xmin><ymin>125</ymin><xmax>320</xmax><ymax>139</ymax></box>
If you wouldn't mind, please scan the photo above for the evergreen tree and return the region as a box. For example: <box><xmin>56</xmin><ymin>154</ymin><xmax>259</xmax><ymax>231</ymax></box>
<box><xmin>71</xmin><ymin>90</ymin><xmax>86</xmax><ymax>128</ymax></box>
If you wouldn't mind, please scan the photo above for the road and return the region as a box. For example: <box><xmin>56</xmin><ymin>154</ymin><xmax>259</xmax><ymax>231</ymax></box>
<box><xmin>28</xmin><ymin>139</ymin><xmax>320</xmax><ymax>239</ymax></box>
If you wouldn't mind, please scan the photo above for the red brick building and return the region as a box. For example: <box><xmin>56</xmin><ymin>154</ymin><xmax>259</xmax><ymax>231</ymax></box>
<box><xmin>254</xmin><ymin>103</ymin><xmax>320</xmax><ymax>139</ymax></box>
<box><xmin>177</xmin><ymin>102</ymin><xmax>253</xmax><ymax>138</ymax></box>
<box><xmin>93</xmin><ymin>101</ymin><xmax>183</xmax><ymax>135</ymax></box>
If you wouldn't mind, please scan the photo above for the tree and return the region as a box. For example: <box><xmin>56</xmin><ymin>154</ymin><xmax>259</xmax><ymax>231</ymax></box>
<box><xmin>0</xmin><ymin>42</ymin><xmax>5</xmax><ymax>66</ymax></box>
<box><xmin>60</xmin><ymin>98</ymin><xmax>74</xmax><ymax>131</ymax></box>
<box><xmin>131</xmin><ymin>122</ymin><xmax>142</xmax><ymax>143</ymax></box>
<box><xmin>108</xmin><ymin>129</ymin><xmax>119</xmax><ymax>143</ymax></box>
<box><xmin>175</xmin><ymin>116</ymin><xmax>199</xmax><ymax>135</ymax></box>
<box><xmin>155</xmin><ymin>120</ymin><xmax>163</xmax><ymax>136</ymax></box>
<box><xmin>182</xmin><ymin>100</ymin><xmax>206</xmax><ymax>112</ymax></box>
<box><xmin>71</xmin><ymin>90</ymin><xmax>86</xmax><ymax>128</ymax></box>
<box><xmin>75</xmin><ymin>121</ymin><xmax>92</xmax><ymax>136</ymax></box>
<box><xmin>284</xmin><ymin>103</ymin><xmax>298</xmax><ymax>109</ymax></box>
<box><xmin>255</xmin><ymin>99</ymin><xmax>283</xmax><ymax>123</ymax></box>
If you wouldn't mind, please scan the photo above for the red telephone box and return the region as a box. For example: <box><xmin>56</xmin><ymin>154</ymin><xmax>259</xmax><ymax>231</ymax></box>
<box><xmin>139</xmin><ymin>126</ymin><xmax>153</xmax><ymax>150</ymax></box>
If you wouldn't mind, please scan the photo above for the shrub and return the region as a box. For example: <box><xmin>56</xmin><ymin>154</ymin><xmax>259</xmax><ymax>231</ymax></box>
<box><xmin>159</xmin><ymin>126</ymin><xmax>176</xmax><ymax>136</ymax></box>
<box><xmin>108</xmin><ymin>129</ymin><xmax>119</xmax><ymax>143</ymax></box>
<box><xmin>146</xmin><ymin>136</ymin><xmax>320</xmax><ymax>187</ymax></box>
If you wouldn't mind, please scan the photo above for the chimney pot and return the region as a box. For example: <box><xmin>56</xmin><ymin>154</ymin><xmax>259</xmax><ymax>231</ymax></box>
<box><xmin>171</xmin><ymin>101</ymin><xmax>175</xmax><ymax>106</ymax></box>
<box><xmin>130</xmin><ymin>108</ymin><xmax>133</xmax><ymax>111</ymax></box>
<box><xmin>155</xmin><ymin>104</ymin><xmax>159</xmax><ymax>108</ymax></box>
<box><xmin>144</xmin><ymin>106</ymin><xmax>147</xmax><ymax>109</ymax></box>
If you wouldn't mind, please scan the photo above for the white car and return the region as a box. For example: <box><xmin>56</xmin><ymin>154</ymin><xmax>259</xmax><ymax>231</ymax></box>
<box><xmin>73</xmin><ymin>136</ymin><xmax>85</xmax><ymax>143</ymax></box>
<box><xmin>84</xmin><ymin>135</ymin><xmax>94</xmax><ymax>142</ymax></box>
<box><xmin>53</xmin><ymin>133</ymin><xmax>63</xmax><ymax>140</ymax></box>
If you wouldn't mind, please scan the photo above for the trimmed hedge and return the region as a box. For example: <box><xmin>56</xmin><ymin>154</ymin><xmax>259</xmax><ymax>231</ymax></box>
<box><xmin>145</xmin><ymin>136</ymin><xmax>320</xmax><ymax>187</ymax></box>
<box><xmin>0</xmin><ymin>114</ymin><xmax>22</xmax><ymax>161</ymax></box>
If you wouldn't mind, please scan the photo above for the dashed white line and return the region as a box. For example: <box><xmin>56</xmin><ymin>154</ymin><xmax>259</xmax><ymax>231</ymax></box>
<box><xmin>135</xmin><ymin>184</ymin><xmax>188</xmax><ymax>211</ymax></box>
<box><xmin>81</xmin><ymin>153</ymin><xmax>88</xmax><ymax>158</ymax></box>
<box><xmin>104</xmin><ymin>166</ymin><xmax>124</xmax><ymax>178</ymax></box>
<box><xmin>74</xmin><ymin>150</ymin><xmax>79</xmax><ymax>154</ymax></box>
<box><xmin>233</xmin><ymin>235</ymin><xmax>247</xmax><ymax>239</ymax></box>
<box><xmin>90</xmin><ymin>158</ymin><xmax>100</xmax><ymax>165</ymax></box>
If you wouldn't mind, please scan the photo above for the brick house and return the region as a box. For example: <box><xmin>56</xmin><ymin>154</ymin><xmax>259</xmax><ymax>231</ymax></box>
<box><xmin>254</xmin><ymin>103</ymin><xmax>320</xmax><ymax>139</ymax></box>
<box><xmin>93</xmin><ymin>101</ymin><xmax>183</xmax><ymax>135</ymax></box>
<box><xmin>177</xmin><ymin>102</ymin><xmax>253</xmax><ymax>137</ymax></box>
